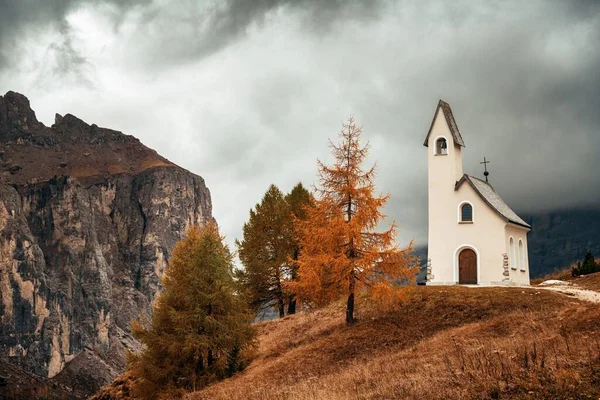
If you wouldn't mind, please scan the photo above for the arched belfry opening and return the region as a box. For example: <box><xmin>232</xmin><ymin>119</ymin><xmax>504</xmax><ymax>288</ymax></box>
<box><xmin>435</xmin><ymin>137</ymin><xmax>448</xmax><ymax>155</ymax></box>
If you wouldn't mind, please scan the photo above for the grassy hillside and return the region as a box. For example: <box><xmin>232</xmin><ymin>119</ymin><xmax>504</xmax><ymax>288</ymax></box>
<box><xmin>93</xmin><ymin>280</ymin><xmax>600</xmax><ymax>400</ymax></box>
<box><xmin>532</xmin><ymin>261</ymin><xmax>600</xmax><ymax>292</ymax></box>
<box><xmin>574</xmin><ymin>273</ymin><xmax>600</xmax><ymax>292</ymax></box>
<box><xmin>185</xmin><ymin>285</ymin><xmax>600</xmax><ymax>400</ymax></box>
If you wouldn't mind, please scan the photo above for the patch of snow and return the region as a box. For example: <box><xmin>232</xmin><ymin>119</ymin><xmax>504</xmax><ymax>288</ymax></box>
<box><xmin>540</xmin><ymin>286</ymin><xmax>600</xmax><ymax>303</ymax></box>
<box><xmin>539</xmin><ymin>280</ymin><xmax>571</xmax><ymax>286</ymax></box>
<box><xmin>537</xmin><ymin>281</ymin><xmax>600</xmax><ymax>304</ymax></box>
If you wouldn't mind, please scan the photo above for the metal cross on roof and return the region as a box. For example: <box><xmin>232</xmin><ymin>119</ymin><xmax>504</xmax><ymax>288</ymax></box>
<box><xmin>480</xmin><ymin>156</ymin><xmax>490</xmax><ymax>183</ymax></box>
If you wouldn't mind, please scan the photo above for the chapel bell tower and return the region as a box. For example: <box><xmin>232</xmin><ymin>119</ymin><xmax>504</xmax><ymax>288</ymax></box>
<box><xmin>424</xmin><ymin>100</ymin><xmax>466</xmax><ymax>282</ymax></box>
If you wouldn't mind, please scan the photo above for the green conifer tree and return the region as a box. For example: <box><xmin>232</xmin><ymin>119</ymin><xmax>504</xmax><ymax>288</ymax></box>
<box><xmin>128</xmin><ymin>222</ymin><xmax>255</xmax><ymax>399</ymax></box>
<box><xmin>236</xmin><ymin>185</ymin><xmax>294</xmax><ymax>318</ymax></box>
<box><xmin>236</xmin><ymin>184</ymin><xmax>313</xmax><ymax>317</ymax></box>
<box><xmin>572</xmin><ymin>250</ymin><xmax>600</xmax><ymax>277</ymax></box>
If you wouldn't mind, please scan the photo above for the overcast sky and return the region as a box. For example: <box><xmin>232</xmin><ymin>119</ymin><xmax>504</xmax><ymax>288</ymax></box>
<box><xmin>1</xmin><ymin>0</ymin><xmax>599</xmax><ymax>250</ymax></box>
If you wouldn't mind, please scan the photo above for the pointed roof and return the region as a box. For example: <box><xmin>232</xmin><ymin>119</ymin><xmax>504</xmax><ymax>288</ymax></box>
<box><xmin>455</xmin><ymin>175</ymin><xmax>531</xmax><ymax>229</ymax></box>
<box><xmin>424</xmin><ymin>100</ymin><xmax>465</xmax><ymax>147</ymax></box>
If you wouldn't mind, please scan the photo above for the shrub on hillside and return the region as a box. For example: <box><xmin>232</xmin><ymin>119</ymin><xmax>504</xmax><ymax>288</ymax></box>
<box><xmin>572</xmin><ymin>250</ymin><xmax>600</xmax><ymax>277</ymax></box>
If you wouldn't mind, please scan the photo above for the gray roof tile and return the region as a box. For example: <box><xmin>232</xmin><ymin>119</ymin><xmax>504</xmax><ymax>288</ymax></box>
<box><xmin>456</xmin><ymin>174</ymin><xmax>531</xmax><ymax>229</ymax></box>
<box><xmin>424</xmin><ymin>100</ymin><xmax>465</xmax><ymax>147</ymax></box>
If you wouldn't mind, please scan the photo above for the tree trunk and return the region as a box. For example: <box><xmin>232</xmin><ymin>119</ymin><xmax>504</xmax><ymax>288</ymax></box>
<box><xmin>207</xmin><ymin>302</ymin><xmax>214</xmax><ymax>366</ymax></box>
<box><xmin>287</xmin><ymin>295</ymin><xmax>296</xmax><ymax>315</ymax></box>
<box><xmin>208</xmin><ymin>349</ymin><xmax>214</xmax><ymax>367</ymax></box>
<box><xmin>278</xmin><ymin>296</ymin><xmax>285</xmax><ymax>318</ymax></box>
<box><xmin>346</xmin><ymin>292</ymin><xmax>355</xmax><ymax>325</ymax></box>
<box><xmin>196</xmin><ymin>355</ymin><xmax>204</xmax><ymax>375</ymax></box>
<box><xmin>346</xmin><ymin>274</ymin><xmax>356</xmax><ymax>325</ymax></box>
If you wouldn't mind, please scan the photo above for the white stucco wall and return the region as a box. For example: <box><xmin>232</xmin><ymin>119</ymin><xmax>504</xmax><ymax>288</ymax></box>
<box><xmin>426</xmin><ymin>106</ymin><xmax>530</xmax><ymax>286</ymax></box>
<box><xmin>505</xmin><ymin>224</ymin><xmax>531</xmax><ymax>285</ymax></box>
<box><xmin>428</xmin><ymin>180</ymin><xmax>508</xmax><ymax>285</ymax></box>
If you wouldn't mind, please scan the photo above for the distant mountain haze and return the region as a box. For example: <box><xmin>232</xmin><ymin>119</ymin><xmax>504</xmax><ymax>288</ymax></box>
<box><xmin>525</xmin><ymin>209</ymin><xmax>600</xmax><ymax>278</ymax></box>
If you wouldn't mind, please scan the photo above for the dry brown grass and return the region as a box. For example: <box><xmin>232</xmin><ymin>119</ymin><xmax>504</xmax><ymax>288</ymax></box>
<box><xmin>185</xmin><ymin>286</ymin><xmax>600</xmax><ymax>400</ymax></box>
<box><xmin>70</xmin><ymin>165</ymin><xmax>101</xmax><ymax>178</ymax></box>
<box><xmin>530</xmin><ymin>268</ymin><xmax>573</xmax><ymax>285</ymax></box>
<box><xmin>92</xmin><ymin>371</ymin><xmax>137</xmax><ymax>400</ymax></box>
<box><xmin>108</xmin><ymin>164</ymin><xmax>128</xmax><ymax>174</ymax></box>
<box><xmin>139</xmin><ymin>157</ymin><xmax>171</xmax><ymax>171</ymax></box>
<box><xmin>572</xmin><ymin>272</ymin><xmax>600</xmax><ymax>292</ymax></box>
<box><xmin>532</xmin><ymin>263</ymin><xmax>600</xmax><ymax>293</ymax></box>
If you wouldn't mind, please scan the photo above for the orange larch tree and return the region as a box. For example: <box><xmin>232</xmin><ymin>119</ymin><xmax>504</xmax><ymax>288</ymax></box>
<box><xmin>284</xmin><ymin>182</ymin><xmax>314</xmax><ymax>314</ymax></box>
<box><xmin>292</xmin><ymin>117</ymin><xmax>418</xmax><ymax>325</ymax></box>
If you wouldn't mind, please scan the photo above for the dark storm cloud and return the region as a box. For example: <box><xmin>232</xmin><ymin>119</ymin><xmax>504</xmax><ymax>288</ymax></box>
<box><xmin>0</xmin><ymin>0</ymin><xmax>148</xmax><ymax>36</ymax></box>
<box><xmin>438</xmin><ymin>6</ymin><xmax>600</xmax><ymax>213</ymax></box>
<box><xmin>180</xmin><ymin>0</ymin><xmax>600</xmax><ymax>243</ymax></box>
<box><xmin>129</xmin><ymin>0</ymin><xmax>385</xmax><ymax>68</ymax></box>
<box><xmin>0</xmin><ymin>0</ymin><xmax>72</xmax><ymax>69</ymax></box>
<box><xmin>0</xmin><ymin>0</ymin><xmax>598</xmax><ymax>248</ymax></box>
<box><xmin>0</xmin><ymin>0</ymin><xmax>385</xmax><ymax>79</ymax></box>
<box><xmin>367</xmin><ymin>1</ymin><xmax>600</xmax><ymax>240</ymax></box>
<box><xmin>0</xmin><ymin>0</ymin><xmax>72</xmax><ymax>34</ymax></box>
<box><xmin>210</xmin><ymin>0</ymin><xmax>385</xmax><ymax>38</ymax></box>
<box><xmin>0</xmin><ymin>0</ymin><xmax>149</xmax><ymax>75</ymax></box>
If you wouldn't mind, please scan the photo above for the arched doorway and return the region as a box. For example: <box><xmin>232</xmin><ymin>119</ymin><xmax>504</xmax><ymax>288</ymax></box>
<box><xmin>459</xmin><ymin>248</ymin><xmax>477</xmax><ymax>284</ymax></box>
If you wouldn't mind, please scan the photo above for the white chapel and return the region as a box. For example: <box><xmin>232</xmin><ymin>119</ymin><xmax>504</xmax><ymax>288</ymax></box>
<box><xmin>424</xmin><ymin>100</ymin><xmax>531</xmax><ymax>286</ymax></box>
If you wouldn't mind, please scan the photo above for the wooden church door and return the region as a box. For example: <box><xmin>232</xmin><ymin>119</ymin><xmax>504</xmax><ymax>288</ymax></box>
<box><xmin>459</xmin><ymin>249</ymin><xmax>477</xmax><ymax>284</ymax></box>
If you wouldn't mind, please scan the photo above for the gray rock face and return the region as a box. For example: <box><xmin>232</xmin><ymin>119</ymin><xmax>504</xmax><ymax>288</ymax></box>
<box><xmin>0</xmin><ymin>92</ymin><xmax>213</xmax><ymax>397</ymax></box>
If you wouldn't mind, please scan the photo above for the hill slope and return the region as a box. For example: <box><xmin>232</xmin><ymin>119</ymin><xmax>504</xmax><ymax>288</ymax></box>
<box><xmin>188</xmin><ymin>286</ymin><xmax>599</xmax><ymax>400</ymax></box>
<box><xmin>94</xmin><ymin>281</ymin><xmax>600</xmax><ymax>400</ymax></box>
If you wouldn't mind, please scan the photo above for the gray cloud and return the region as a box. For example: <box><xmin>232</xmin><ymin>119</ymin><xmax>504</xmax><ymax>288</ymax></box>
<box><xmin>0</xmin><ymin>0</ymin><xmax>598</xmax><ymax>250</ymax></box>
<box><xmin>0</xmin><ymin>0</ymin><xmax>149</xmax><ymax>81</ymax></box>
<box><xmin>124</xmin><ymin>0</ymin><xmax>385</xmax><ymax>70</ymax></box>
<box><xmin>0</xmin><ymin>0</ymin><xmax>72</xmax><ymax>70</ymax></box>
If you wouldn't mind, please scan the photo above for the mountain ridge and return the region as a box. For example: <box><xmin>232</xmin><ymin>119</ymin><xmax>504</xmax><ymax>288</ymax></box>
<box><xmin>0</xmin><ymin>91</ymin><xmax>177</xmax><ymax>186</ymax></box>
<box><xmin>0</xmin><ymin>91</ymin><xmax>213</xmax><ymax>398</ymax></box>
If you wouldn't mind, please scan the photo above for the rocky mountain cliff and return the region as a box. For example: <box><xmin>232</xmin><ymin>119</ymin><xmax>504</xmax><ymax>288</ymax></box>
<box><xmin>0</xmin><ymin>91</ymin><xmax>213</xmax><ymax>397</ymax></box>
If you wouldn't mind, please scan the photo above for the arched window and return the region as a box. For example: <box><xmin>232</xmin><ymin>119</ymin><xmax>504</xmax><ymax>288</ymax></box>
<box><xmin>509</xmin><ymin>237</ymin><xmax>516</xmax><ymax>269</ymax></box>
<box><xmin>460</xmin><ymin>203</ymin><xmax>473</xmax><ymax>222</ymax></box>
<box><xmin>435</xmin><ymin>137</ymin><xmax>448</xmax><ymax>155</ymax></box>
<box><xmin>518</xmin><ymin>239</ymin><xmax>525</xmax><ymax>270</ymax></box>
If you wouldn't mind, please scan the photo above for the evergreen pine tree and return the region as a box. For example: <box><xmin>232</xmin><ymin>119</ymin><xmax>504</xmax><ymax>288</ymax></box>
<box><xmin>236</xmin><ymin>185</ymin><xmax>295</xmax><ymax>317</ymax></box>
<box><xmin>128</xmin><ymin>223</ymin><xmax>255</xmax><ymax>399</ymax></box>
<box><xmin>572</xmin><ymin>250</ymin><xmax>600</xmax><ymax>277</ymax></box>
